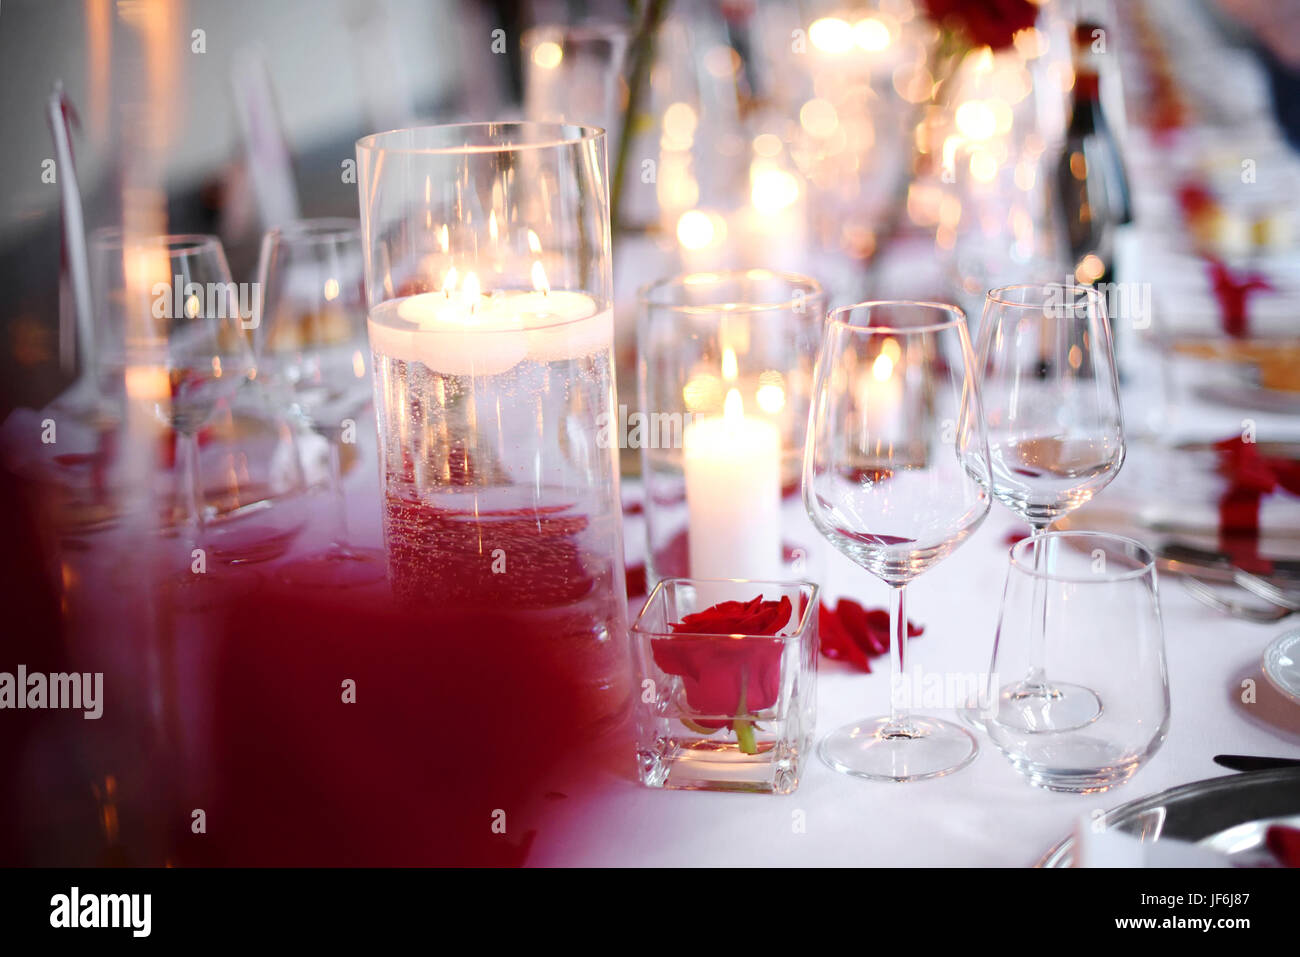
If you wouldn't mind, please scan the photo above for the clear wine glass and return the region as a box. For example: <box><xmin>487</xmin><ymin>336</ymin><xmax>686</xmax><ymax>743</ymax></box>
<box><xmin>803</xmin><ymin>301</ymin><xmax>992</xmax><ymax>782</ymax></box>
<box><xmin>255</xmin><ymin>218</ymin><xmax>385</xmax><ymax>588</ymax></box>
<box><xmin>148</xmin><ymin>235</ymin><xmax>258</xmax><ymax>592</ymax></box>
<box><xmin>970</xmin><ymin>282</ymin><xmax>1125</xmax><ymax>733</ymax></box>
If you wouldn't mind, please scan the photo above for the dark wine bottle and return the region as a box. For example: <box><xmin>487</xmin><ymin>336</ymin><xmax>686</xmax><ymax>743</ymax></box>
<box><xmin>1055</xmin><ymin>20</ymin><xmax>1133</xmax><ymax>288</ymax></box>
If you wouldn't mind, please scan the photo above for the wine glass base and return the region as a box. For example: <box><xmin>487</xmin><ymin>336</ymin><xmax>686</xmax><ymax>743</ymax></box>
<box><xmin>818</xmin><ymin>716</ymin><xmax>978</xmax><ymax>782</ymax></box>
<box><xmin>278</xmin><ymin>546</ymin><xmax>387</xmax><ymax>589</ymax></box>
<box><xmin>987</xmin><ymin>681</ymin><xmax>1103</xmax><ymax>734</ymax></box>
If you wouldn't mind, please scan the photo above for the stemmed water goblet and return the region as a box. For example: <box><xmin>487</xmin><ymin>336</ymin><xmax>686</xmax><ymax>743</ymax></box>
<box><xmin>148</xmin><ymin>235</ymin><xmax>259</xmax><ymax>594</ymax></box>
<box><xmin>967</xmin><ymin>282</ymin><xmax>1125</xmax><ymax>733</ymax></box>
<box><xmin>803</xmin><ymin>301</ymin><xmax>992</xmax><ymax>782</ymax></box>
<box><xmin>255</xmin><ymin>218</ymin><xmax>385</xmax><ymax>587</ymax></box>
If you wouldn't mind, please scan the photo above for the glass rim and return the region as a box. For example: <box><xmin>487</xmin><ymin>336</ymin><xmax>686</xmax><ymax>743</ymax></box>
<box><xmin>265</xmin><ymin>217</ymin><xmax>361</xmax><ymax>245</ymax></box>
<box><xmin>1009</xmin><ymin>531</ymin><xmax>1156</xmax><ymax>583</ymax></box>
<box><xmin>356</xmin><ymin>121</ymin><xmax>605</xmax><ymax>156</ymax></box>
<box><xmin>985</xmin><ymin>282</ymin><xmax>1107</xmax><ymax>309</ymax></box>
<box><xmin>827</xmin><ymin>299</ymin><xmax>966</xmax><ymax>334</ymax></box>
<box><xmin>522</xmin><ymin>20</ymin><xmax>631</xmax><ymax>44</ymax></box>
<box><xmin>631</xmin><ymin>577</ymin><xmax>820</xmax><ymax>637</ymax></box>
<box><xmin>637</xmin><ymin>268</ymin><xmax>826</xmax><ymax>316</ymax></box>
<box><xmin>90</xmin><ymin>228</ymin><xmax>223</xmax><ymax>256</ymax></box>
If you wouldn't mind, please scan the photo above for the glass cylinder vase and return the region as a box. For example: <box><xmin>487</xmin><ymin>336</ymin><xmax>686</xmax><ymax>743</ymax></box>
<box><xmin>355</xmin><ymin>122</ymin><xmax>631</xmax><ymax>732</ymax></box>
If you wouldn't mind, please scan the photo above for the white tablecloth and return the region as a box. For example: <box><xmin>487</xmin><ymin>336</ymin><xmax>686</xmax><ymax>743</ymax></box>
<box><xmin>316</xmin><ymin>380</ymin><xmax>1300</xmax><ymax>867</ymax></box>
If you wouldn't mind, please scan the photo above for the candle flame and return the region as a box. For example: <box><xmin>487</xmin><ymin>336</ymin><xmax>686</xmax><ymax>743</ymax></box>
<box><xmin>442</xmin><ymin>267</ymin><xmax>459</xmax><ymax>297</ymax></box>
<box><xmin>721</xmin><ymin>347</ymin><xmax>738</xmax><ymax>382</ymax></box>
<box><xmin>323</xmin><ymin>277</ymin><xmax>340</xmax><ymax>301</ymax></box>
<box><xmin>462</xmin><ymin>271</ymin><xmax>481</xmax><ymax>310</ymax></box>
<box><xmin>439</xmin><ymin>224</ymin><xmax>450</xmax><ymax>253</ymax></box>
<box><xmin>531</xmin><ymin>260</ymin><xmax>549</xmax><ymax>296</ymax></box>
<box><xmin>872</xmin><ymin>353</ymin><xmax>894</xmax><ymax>382</ymax></box>
<box><xmin>352</xmin><ymin>349</ymin><xmax>366</xmax><ymax>379</ymax></box>
<box><xmin>125</xmin><ymin>365</ymin><xmax>170</xmax><ymax>401</ymax></box>
<box><xmin>527</xmin><ymin>229</ymin><xmax>542</xmax><ymax>254</ymax></box>
<box><xmin>532</xmin><ymin>40</ymin><xmax>562</xmax><ymax>69</ymax></box>
<box><xmin>723</xmin><ymin>387</ymin><xmax>744</xmax><ymax>423</ymax></box>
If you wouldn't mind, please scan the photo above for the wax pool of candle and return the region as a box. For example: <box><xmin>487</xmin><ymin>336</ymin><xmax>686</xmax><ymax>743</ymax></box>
<box><xmin>367</xmin><ymin>291</ymin><xmax>613</xmax><ymax>377</ymax></box>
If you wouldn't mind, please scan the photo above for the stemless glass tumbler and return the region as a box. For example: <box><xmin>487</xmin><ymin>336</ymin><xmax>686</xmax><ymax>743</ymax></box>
<box><xmin>804</xmin><ymin>301</ymin><xmax>992</xmax><ymax>782</ymax></box>
<box><xmin>355</xmin><ymin>122</ymin><xmax>633</xmax><ymax>731</ymax></box>
<box><xmin>984</xmin><ymin>532</ymin><xmax>1170</xmax><ymax>792</ymax></box>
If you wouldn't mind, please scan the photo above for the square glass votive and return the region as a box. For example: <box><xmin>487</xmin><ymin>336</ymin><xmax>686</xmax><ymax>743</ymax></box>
<box><xmin>632</xmin><ymin>578</ymin><xmax>818</xmax><ymax>794</ymax></box>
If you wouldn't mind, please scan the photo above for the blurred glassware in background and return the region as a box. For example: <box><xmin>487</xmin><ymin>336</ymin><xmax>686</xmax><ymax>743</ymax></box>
<box><xmin>522</xmin><ymin>21</ymin><xmax>630</xmax><ymax>155</ymax></box>
<box><xmin>255</xmin><ymin>218</ymin><xmax>384</xmax><ymax>588</ymax></box>
<box><xmin>134</xmin><ymin>234</ymin><xmax>306</xmax><ymax>598</ymax></box>
<box><xmin>984</xmin><ymin>531</ymin><xmax>1170</xmax><ymax>793</ymax></box>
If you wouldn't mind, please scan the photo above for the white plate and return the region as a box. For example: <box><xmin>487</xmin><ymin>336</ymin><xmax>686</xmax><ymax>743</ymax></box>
<box><xmin>1263</xmin><ymin>629</ymin><xmax>1300</xmax><ymax>706</ymax></box>
<box><xmin>1199</xmin><ymin>813</ymin><xmax>1300</xmax><ymax>856</ymax></box>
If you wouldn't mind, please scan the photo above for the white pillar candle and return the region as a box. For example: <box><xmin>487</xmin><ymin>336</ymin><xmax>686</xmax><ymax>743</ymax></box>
<box><xmin>683</xmin><ymin>388</ymin><xmax>783</xmax><ymax>581</ymax></box>
<box><xmin>858</xmin><ymin>350</ymin><xmax>903</xmax><ymax>442</ymax></box>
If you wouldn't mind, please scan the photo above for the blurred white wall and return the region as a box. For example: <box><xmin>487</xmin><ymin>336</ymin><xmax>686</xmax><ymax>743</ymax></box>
<box><xmin>0</xmin><ymin>0</ymin><xmax>473</xmax><ymax>238</ymax></box>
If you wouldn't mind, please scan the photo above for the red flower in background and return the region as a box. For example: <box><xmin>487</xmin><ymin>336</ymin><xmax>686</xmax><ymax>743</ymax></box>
<box><xmin>651</xmin><ymin>595</ymin><xmax>793</xmax><ymax>752</ymax></box>
<box><xmin>921</xmin><ymin>0</ymin><xmax>1038</xmax><ymax>51</ymax></box>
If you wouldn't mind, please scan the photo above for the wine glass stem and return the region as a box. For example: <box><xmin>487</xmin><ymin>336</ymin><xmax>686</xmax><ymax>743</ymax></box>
<box><xmin>1025</xmin><ymin>522</ymin><xmax>1050</xmax><ymax>690</ymax></box>
<box><xmin>179</xmin><ymin>429</ymin><xmax>204</xmax><ymax>558</ymax></box>
<box><xmin>884</xmin><ymin>582</ymin><xmax>914</xmax><ymax>736</ymax></box>
<box><xmin>325</xmin><ymin>435</ymin><xmax>350</xmax><ymax>550</ymax></box>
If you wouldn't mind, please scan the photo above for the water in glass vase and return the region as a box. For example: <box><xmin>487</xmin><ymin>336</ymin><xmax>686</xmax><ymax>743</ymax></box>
<box><xmin>368</xmin><ymin>297</ymin><xmax>632</xmax><ymax>734</ymax></box>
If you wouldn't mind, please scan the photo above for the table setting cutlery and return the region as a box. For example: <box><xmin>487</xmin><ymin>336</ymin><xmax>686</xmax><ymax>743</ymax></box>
<box><xmin>1213</xmin><ymin>754</ymin><xmax>1300</xmax><ymax>772</ymax></box>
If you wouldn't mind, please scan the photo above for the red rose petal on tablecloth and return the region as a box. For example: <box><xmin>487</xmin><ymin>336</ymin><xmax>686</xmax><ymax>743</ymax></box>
<box><xmin>819</xmin><ymin>600</ymin><xmax>870</xmax><ymax>672</ymax></box>
<box><xmin>818</xmin><ymin>599</ymin><xmax>924</xmax><ymax>673</ymax></box>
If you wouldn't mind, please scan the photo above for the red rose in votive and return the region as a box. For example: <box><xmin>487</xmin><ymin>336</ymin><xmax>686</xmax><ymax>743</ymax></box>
<box><xmin>670</xmin><ymin>594</ymin><xmax>793</xmax><ymax>637</ymax></box>
<box><xmin>652</xmin><ymin>636</ymin><xmax>784</xmax><ymax>721</ymax></box>
<box><xmin>921</xmin><ymin>0</ymin><xmax>1038</xmax><ymax>51</ymax></box>
<box><xmin>651</xmin><ymin>595</ymin><xmax>793</xmax><ymax>750</ymax></box>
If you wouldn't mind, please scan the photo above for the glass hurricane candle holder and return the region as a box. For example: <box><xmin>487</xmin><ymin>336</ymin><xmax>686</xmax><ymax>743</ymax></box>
<box><xmin>637</xmin><ymin>270</ymin><xmax>827</xmax><ymax>587</ymax></box>
<box><xmin>632</xmin><ymin>578</ymin><xmax>819</xmax><ymax>794</ymax></box>
<box><xmin>355</xmin><ymin>122</ymin><xmax>632</xmax><ymax>732</ymax></box>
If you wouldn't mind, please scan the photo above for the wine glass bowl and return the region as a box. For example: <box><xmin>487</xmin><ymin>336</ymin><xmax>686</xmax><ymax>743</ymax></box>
<box><xmin>980</xmin><ymin>283</ymin><xmax>1124</xmax><ymax>525</ymax></box>
<box><xmin>804</xmin><ymin>301</ymin><xmax>992</xmax><ymax>782</ymax></box>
